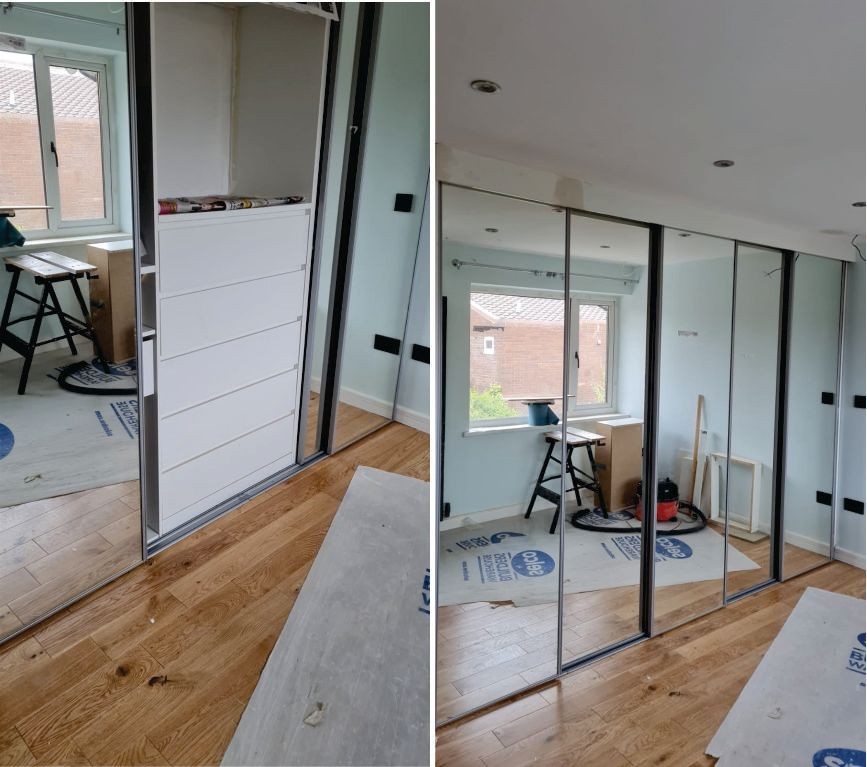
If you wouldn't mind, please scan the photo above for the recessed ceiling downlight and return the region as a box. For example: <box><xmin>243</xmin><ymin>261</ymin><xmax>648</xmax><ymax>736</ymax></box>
<box><xmin>712</xmin><ymin>160</ymin><xmax>734</xmax><ymax>168</ymax></box>
<box><xmin>470</xmin><ymin>79</ymin><xmax>501</xmax><ymax>94</ymax></box>
<box><xmin>600</xmin><ymin>245</ymin><xmax>610</xmax><ymax>249</ymax></box>
<box><xmin>485</xmin><ymin>227</ymin><xmax>499</xmax><ymax>233</ymax></box>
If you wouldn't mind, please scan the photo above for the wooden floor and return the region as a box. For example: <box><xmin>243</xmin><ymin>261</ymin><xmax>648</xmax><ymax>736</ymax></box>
<box><xmin>437</xmin><ymin>523</ymin><xmax>829</xmax><ymax>722</ymax></box>
<box><xmin>302</xmin><ymin>391</ymin><xmax>391</xmax><ymax>456</ymax></box>
<box><xmin>0</xmin><ymin>422</ymin><xmax>428</xmax><ymax>767</ymax></box>
<box><xmin>436</xmin><ymin>560</ymin><xmax>864</xmax><ymax>766</ymax></box>
<box><xmin>0</xmin><ymin>481</ymin><xmax>141</xmax><ymax>643</ymax></box>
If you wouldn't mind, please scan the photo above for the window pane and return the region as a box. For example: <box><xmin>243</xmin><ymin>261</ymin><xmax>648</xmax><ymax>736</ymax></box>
<box><xmin>576</xmin><ymin>303</ymin><xmax>609</xmax><ymax>405</ymax></box>
<box><xmin>49</xmin><ymin>65</ymin><xmax>105</xmax><ymax>221</ymax></box>
<box><xmin>469</xmin><ymin>292</ymin><xmax>565</xmax><ymax>421</ymax></box>
<box><xmin>0</xmin><ymin>52</ymin><xmax>48</xmax><ymax>231</ymax></box>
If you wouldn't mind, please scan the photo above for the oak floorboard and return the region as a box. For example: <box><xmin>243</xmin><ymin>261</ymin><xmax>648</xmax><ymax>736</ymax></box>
<box><xmin>436</xmin><ymin>561</ymin><xmax>865</xmax><ymax>767</ymax></box>
<box><xmin>0</xmin><ymin>422</ymin><xmax>427</xmax><ymax>767</ymax></box>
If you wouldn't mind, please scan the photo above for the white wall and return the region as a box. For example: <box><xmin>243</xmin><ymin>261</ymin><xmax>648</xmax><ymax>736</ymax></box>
<box><xmin>836</xmin><ymin>247</ymin><xmax>866</xmax><ymax>567</ymax></box>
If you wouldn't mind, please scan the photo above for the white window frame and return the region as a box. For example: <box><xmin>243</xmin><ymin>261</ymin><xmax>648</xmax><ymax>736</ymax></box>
<box><xmin>8</xmin><ymin>47</ymin><xmax>116</xmax><ymax>238</ymax></box>
<box><xmin>468</xmin><ymin>287</ymin><xmax>618</xmax><ymax>429</ymax></box>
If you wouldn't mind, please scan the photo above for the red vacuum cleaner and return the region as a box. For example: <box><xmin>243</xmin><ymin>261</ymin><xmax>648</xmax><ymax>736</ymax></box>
<box><xmin>634</xmin><ymin>477</ymin><xmax>680</xmax><ymax>522</ymax></box>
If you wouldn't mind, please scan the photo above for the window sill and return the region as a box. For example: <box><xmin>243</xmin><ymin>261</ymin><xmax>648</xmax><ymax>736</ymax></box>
<box><xmin>462</xmin><ymin>412</ymin><xmax>627</xmax><ymax>438</ymax></box>
<box><xmin>0</xmin><ymin>231</ymin><xmax>133</xmax><ymax>255</ymax></box>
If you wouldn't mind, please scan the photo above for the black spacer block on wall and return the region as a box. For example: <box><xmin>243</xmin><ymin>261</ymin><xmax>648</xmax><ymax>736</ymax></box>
<box><xmin>394</xmin><ymin>193</ymin><xmax>414</xmax><ymax>212</ymax></box>
<box><xmin>821</xmin><ymin>391</ymin><xmax>835</xmax><ymax>405</ymax></box>
<box><xmin>373</xmin><ymin>334</ymin><xmax>401</xmax><ymax>355</ymax></box>
<box><xmin>442</xmin><ymin>502</ymin><xmax>451</xmax><ymax>520</ymax></box>
<box><xmin>855</xmin><ymin>394</ymin><xmax>866</xmax><ymax>409</ymax></box>
<box><xmin>844</xmin><ymin>498</ymin><xmax>865</xmax><ymax>515</ymax></box>
<box><xmin>411</xmin><ymin>344</ymin><xmax>430</xmax><ymax>364</ymax></box>
<box><xmin>816</xmin><ymin>490</ymin><xmax>833</xmax><ymax>506</ymax></box>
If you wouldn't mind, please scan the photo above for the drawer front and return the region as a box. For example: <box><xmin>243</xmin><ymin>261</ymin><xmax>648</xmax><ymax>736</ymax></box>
<box><xmin>159</xmin><ymin>211</ymin><xmax>309</xmax><ymax>295</ymax></box>
<box><xmin>160</xmin><ymin>369</ymin><xmax>297</xmax><ymax>470</ymax></box>
<box><xmin>160</xmin><ymin>270</ymin><xmax>305</xmax><ymax>359</ymax></box>
<box><xmin>159</xmin><ymin>322</ymin><xmax>301</xmax><ymax>415</ymax></box>
<box><xmin>160</xmin><ymin>415</ymin><xmax>296</xmax><ymax>519</ymax></box>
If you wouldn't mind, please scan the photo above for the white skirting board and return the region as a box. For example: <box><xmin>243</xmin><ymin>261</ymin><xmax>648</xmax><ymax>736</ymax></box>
<box><xmin>0</xmin><ymin>350</ymin><xmax>139</xmax><ymax>507</ymax></box>
<box><xmin>439</xmin><ymin>512</ymin><xmax>759</xmax><ymax>607</ymax></box>
<box><xmin>834</xmin><ymin>546</ymin><xmax>866</xmax><ymax>570</ymax></box>
<box><xmin>706</xmin><ymin>587</ymin><xmax>866</xmax><ymax>766</ymax></box>
<box><xmin>221</xmin><ymin>466</ymin><xmax>430</xmax><ymax>767</ymax></box>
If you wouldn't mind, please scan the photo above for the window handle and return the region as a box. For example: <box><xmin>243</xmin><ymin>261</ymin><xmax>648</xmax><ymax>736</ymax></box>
<box><xmin>575</xmin><ymin>351</ymin><xmax>580</xmax><ymax>368</ymax></box>
<box><xmin>50</xmin><ymin>140</ymin><xmax>59</xmax><ymax>167</ymax></box>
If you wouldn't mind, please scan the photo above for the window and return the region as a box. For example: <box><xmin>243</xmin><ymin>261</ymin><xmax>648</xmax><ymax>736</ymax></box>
<box><xmin>469</xmin><ymin>291</ymin><xmax>614</xmax><ymax>425</ymax></box>
<box><xmin>0</xmin><ymin>50</ymin><xmax>113</xmax><ymax>236</ymax></box>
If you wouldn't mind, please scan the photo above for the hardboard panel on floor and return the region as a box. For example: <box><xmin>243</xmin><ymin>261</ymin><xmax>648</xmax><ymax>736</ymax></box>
<box><xmin>222</xmin><ymin>466</ymin><xmax>430</xmax><ymax>767</ymax></box>
<box><xmin>706</xmin><ymin>587</ymin><xmax>866</xmax><ymax>765</ymax></box>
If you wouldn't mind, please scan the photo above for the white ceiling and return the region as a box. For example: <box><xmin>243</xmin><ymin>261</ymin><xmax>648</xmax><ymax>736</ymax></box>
<box><xmin>442</xmin><ymin>184</ymin><xmax>736</xmax><ymax>264</ymax></box>
<box><xmin>436</xmin><ymin>0</ymin><xmax>866</xmax><ymax>238</ymax></box>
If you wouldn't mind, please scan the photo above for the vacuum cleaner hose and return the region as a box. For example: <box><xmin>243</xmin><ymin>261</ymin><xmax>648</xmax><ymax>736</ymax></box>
<box><xmin>57</xmin><ymin>359</ymin><xmax>137</xmax><ymax>396</ymax></box>
<box><xmin>570</xmin><ymin>501</ymin><xmax>708</xmax><ymax>535</ymax></box>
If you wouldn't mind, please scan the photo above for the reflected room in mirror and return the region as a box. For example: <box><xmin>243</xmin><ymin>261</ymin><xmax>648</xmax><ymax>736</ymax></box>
<box><xmin>0</xmin><ymin>5</ymin><xmax>141</xmax><ymax>642</ymax></box>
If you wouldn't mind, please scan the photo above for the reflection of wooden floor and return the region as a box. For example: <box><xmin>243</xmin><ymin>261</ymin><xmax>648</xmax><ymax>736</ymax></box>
<box><xmin>0</xmin><ymin>481</ymin><xmax>141</xmax><ymax>642</ymax></box>
<box><xmin>437</xmin><ymin>524</ymin><xmax>830</xmax><ymax>723</ymax></box>
<box><xmin>437</xmin><ymin>560</ymin><xmax>864</xmax><ymax>766</ymax></box>
<box><xmin>0</xmin><ymin>422</ymin><xmax>428</xmax><ymax>767</ymax></box>
<box><xmin>302</xmin><ymin>392</ymin><xmax>391</xmax><ymax>456</ymax></box>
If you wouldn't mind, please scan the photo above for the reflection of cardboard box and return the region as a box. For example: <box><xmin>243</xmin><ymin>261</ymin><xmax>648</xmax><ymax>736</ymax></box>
<box><xmin>589</xmin><ymin>417</ymin><xmax>643</xmax><ymax>510</ymax></box>
<box><xmin>86</xmin><ymin>241</ymin><xmax>135</xmax><ymax>363</ymax></box>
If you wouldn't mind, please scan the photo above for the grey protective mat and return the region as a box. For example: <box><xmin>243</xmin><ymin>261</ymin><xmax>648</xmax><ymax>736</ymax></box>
<box><xmin>222</xmin><ymin>466</ymin><xmax>430</xmax><ymax>767</ymax></box>
<box><xmin>0</xmin><ymin>349</ymin><xmax>139</xmax><ymax>507</ymax></box>
<box><xmin>707</xmin><ymin>587</ymin><xmax>866</xmax><ymax>766</ymax></box>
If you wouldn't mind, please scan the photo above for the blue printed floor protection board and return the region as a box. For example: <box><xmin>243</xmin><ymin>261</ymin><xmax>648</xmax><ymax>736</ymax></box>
<box><xmin>439</xmin><ymin>510</ymin><xmax>759</xmax><ymax>607</ymax></box>
<box><xmin>707</xmin><ymin>587</ymin><xmax>866</xmax><ymax>767</ymax></box>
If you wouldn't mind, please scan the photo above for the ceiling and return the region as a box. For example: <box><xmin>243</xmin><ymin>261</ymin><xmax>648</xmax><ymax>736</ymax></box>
<box><xmin>442</xmin><ymin>184</ymin><xmax>736</xmax><ymax>264</ymax></box>
<box><xmin>436</xmin><ymin>0</ymin><xmax>866</xmax><ymax>238</ymax></box>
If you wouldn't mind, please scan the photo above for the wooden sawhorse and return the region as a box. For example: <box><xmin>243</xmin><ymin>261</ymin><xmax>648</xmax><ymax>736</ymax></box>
<box><xmin>525</xmin><ymin>428</ymin><xmax>609</xmax><ymax>534</ymax></box>
<box><xmin>0</xmin><ymin>252</ymin><xmax>102</xmax><ymax>394</ymax></box>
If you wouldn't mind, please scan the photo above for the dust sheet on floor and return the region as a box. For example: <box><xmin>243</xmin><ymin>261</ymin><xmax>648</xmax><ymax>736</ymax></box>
<box><xmin>439</xmin><ymin>512</ymin><xmax>759</xmax><ymax>607</ymax></box>
<box><xmin>707</xmin><ymin>587</ymin><xmax>865</xmax><ymax>767</ymax></box>
<box><xmin>0</xmin><ymin>349</ymin><xmax>139</xmax><ymax>507</ymax></box>
<box><xmin>221</xmin><ymin>466</ymin><xmax>429</xmax><ymax>767</ymax></box>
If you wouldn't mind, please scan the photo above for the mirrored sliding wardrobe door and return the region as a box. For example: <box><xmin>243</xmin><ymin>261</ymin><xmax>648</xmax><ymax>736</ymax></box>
<box><xmin>437</xmin><ymin>185</ymin><xmax>565</xmax><ymax>723</ymax></box>
<box><xmin>782</xmin><ymin>254</ymin><xmax>843</xmax><ymax>578</ymax></box>
<box><xmin>560</xmin><ymin>211</ymin><xmax>649</xmax><ymax>666</ymax></box>
<box><xmin>653</xmin><ymin>230</ymin><xmax>734</xmax><ymax>632</ymax></box>
<box><xmin>726</xmin><ymin>244</ymin><xmax>783</xmax><ymax>596</ymax></box>
<box><xmin>331</xmin><ymin>2</ymin><xmax>430</xmax><ymax>451</ymax></box>
<box><xmin>0</xmin><ymin>3</ymin><xmax>143</xmax><ymax>644</ymax></box>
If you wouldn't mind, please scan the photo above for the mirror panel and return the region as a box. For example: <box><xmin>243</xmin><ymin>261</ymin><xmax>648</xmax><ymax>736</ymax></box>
<box><xmin>783</xmin><ymin>254</ymin><xmax>843</xmax><ymax>578</ymax></box>
<box><xmin>437</xmin><ymin>185</ymin><xmax>565</xmax><ymax>722</ymax></box>
<box><xmin>726</xmin><ymin>245</ymin><xmax>782</xmax><ymax>596</ymax></box>
<box><xmin>0</xmin><ymin>4</ymin><xmax>141</xmax><ymax>643</ymax></box>
<box><xmin>653</xmin><ymin>230</ymin><xmax>734</xmax><ymax>632</ymax></box>
<box><xmin>560</xmin><ymin>212</ymin><xmax>648</xmax><ymax>666</ymax></box>
<box><xmin>298</xmin><ymin>2</ymin><xmax>360</xmax><ymax>461</ymax></box>
<box><xmin>331</xmin><ymin>2</ymin><xmax>429</xmax><ymax>451</ymax></box>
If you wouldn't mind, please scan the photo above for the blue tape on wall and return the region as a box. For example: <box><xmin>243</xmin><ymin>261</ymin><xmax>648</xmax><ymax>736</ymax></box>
<box><xmin>0</xmin><ymin>423</ymin><xmax>13</xmax><ymax>461</ymax></box>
